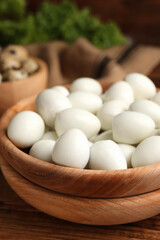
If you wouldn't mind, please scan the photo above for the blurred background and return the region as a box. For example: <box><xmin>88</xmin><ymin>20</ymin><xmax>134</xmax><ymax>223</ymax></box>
<box><xmin>27</xmin><ymin>0</ymin><xmax>160</xmax><ymax>45</ymax></box>
<box><xmin>0</xmin><ymin>0</ymin><xmax>160</xmax><ymax>47</ymax></box>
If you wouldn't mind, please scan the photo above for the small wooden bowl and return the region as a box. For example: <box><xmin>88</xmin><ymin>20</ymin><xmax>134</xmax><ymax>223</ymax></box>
<box><xmin>1</xmin><ymin>162</ymin><xmax>160</xmax><ymax>225</ymax></box>
<box><xmin>0</xmin><ymin>57</ymin><xmax>48</xmax><ymax>115</ymax></box>
<box><xmin>0</xmin><ymin>81</ymin><xmax>160</xmax><ymax>199</ymax></box>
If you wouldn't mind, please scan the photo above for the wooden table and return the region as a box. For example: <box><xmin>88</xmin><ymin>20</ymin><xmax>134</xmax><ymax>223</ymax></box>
<box><xmin>1</xmin><ymin>65</ymin><xmax>160</xmax><ymax>240</ymax></box>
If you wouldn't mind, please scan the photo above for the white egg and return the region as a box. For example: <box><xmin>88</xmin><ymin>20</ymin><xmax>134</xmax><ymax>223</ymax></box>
<box><xmin>88</xmin><ymin>141</ymin><xmax>93</xmax><ymax>148</ymax></box>
<box><xmin>102</xmin><ymin>81</ymin><xmax>134</xmax><ymax>108</ymax></box>
<box><xmin>7</xmin><ymin>111</ymin><xmax>45</xmax><ymax>148</ymax></box>
<box><xmin>42</xmin><ymin>131</ymin><xmax>58</xmax><ymax>141</ymax></box>
<box><xmin>150</xmin><ymin>129</ymin><xmax>160</xmax><ymax>136</ymax></box>
<box><xmin>68</xmin><ymin>91</ymin><xmax>103</xmax><ymax>114</ymax></box>
<box><xmin>29</xmin><ymin>140</ymin><xmax>55</xmax><ymax>162</ymax></box>
<box><xmin>97</xmin><ymin>100</ymin><xmax>127</xmax><ymax>130</ymax></box>
<box><xmin>152</xmin><ymin>92</ymin><xmax>160</xmax><ymax>105</ymax></box>
<box><xmin>52</xmin><ymin>128</ymin><xmax>90</xmax><ymax>169</ymax></box>
<box><xmin>125</xmin><ymin>73</ymin><xmax>156</xmax><ymax>99</ymax></box>
<box><xmin>112</xmin><ymin>111</ymin><xmax>155</xmax><ymax>144</ymax></box>
<box><xmin>89</xmin><ymin>140</ymin><xmax>127</xmax><ymax>170</ymax></box>
<box><xmin>35</xmin><ymin>89</ymin><xmax>72</xmax><ymax>128</ymax></box>
<box><xmin>130</xmin><ymin>99</ymin><xmax>160</xmax><ymax>127</ymax></box>
<box><xmin>55</xmin><ymin>108</ymin><xmax>101</xmax><ymax>139</ymax></box>
<box><xmin>118</xmin><ymin>144</ymin><xmax>135</xmax><ymax>168</ymax></box>
<box><xmin>93</xmin><ymin>130</ymin><xmax>113</xmax><ymax>143</ymax></box>
<box><xmin>50</xmin><ymin>85</ymin><xmax>69</xmax><ymax>97</ymax></box>
<box><xmin>131</xmin><ymin>136</ymin><xmax>160</xmax><ymax>167</ymax></box>
<box><xmin>70</xmin><ymin>77</ymin><xmax>102</xmax><ymax>95</ymax></box>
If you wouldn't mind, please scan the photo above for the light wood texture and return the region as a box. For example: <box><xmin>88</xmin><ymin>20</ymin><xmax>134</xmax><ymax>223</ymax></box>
<box><xmin>0</xmin><ymin>82</ymin><xmax>160</xmax><ymax>198</ymax></box>
<box><xmin>1</xmin><ymin>162</ymin><xmax>160</xmax><ymax>225</ymax></box>
<box><xmin>1</xmin><ymin>170</ymin><xmax>160</xmax><ymax>240</ymax></box>
<box><xmin>0</xmin><ymin>57</ymin><xmax>48</xmax><ymax>115</ymax></box>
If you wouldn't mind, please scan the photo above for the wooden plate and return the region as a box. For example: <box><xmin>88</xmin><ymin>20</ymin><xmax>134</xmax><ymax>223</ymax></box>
<box><xmin>0</xmin><ymin>83</ymin><xmax>160</xmax><ymax>199</ymax></box>
<box><xmin>1</xmin><ymin>161</ymin><xmax>160</xmax><ymax>225</ymax></box>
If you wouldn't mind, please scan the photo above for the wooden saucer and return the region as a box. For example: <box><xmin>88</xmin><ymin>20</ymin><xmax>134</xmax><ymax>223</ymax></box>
<box><xmin>1</xmin><ymin>161</ymin><xmax>160</xmax><ymax>225</ymax></box>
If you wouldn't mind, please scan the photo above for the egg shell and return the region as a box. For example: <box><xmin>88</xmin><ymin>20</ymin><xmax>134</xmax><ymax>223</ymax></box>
<box><xmin>102</xmin><ymin>81</ymin><xmax>134</xmax><ymax>108</ymax></box>
<box><xmin>55</xmin><ymin>108</ymin><xmax>101</xmax><ymax>139</ymax></box>
<box><xmin>7</xmin><ymin>111</ymin><xmax>45</xmax><ymax>148</ymax></box>
<box><xmin>130</xmin><ymin>99</ymin><xmax>160</xmax><ymax>127</ymax></box>
<box><xmin>29</xmin><ymin>140</ymin><xmax>55</xmax><ymax>163</ymax></box>
<box><xmin>50</xmin><ymin>85</ymin><xmax>69</xmax><ymax>97</ymax></box>
<box><xmin>125</xmin><ymin>73</ymin><xmax>156</xmax><ymax>100</ymax></box>
<box><xmin>112</xmin><ymin>111</ymin><xmax>155</xmax><ymax>144</ymax></box>
<box><xmin>152</xmin><ymin>92</ymin><xmax>160</xmax><ymax>105</ymax></box>
<box><xmin>42</xmin><ymin>131</ymin><xmax>58</xmax><ymax>141</ymax></box>
<box><xmin>68</xmin><ymin>91</ymin><xmax>103</xmax><ymax>114</ymax></box>
<box><xmin>89</xmin><ymin>140</ymin><xmax>127</xmax><ymax>170</ymax></box>
<box><xmin>131</xmin><ymin>136</ymin><xmax>160</xmax><ymax>167</ymax></box>
<box><xmin>52</xmin><ymin>128</ymin><xmax>90</xmax><ymax>169</ymax></box>
<box><xmin>118</xmin><ymin>144</ymin><xmax>135</xmax><ymax>168</ymax></box>
<box><xmin>93</xmin><ymin>130</ymin><xmax>113</xmax><ymax>143</ymax></box>
<box><xmin>70</xmin><ymin>77</ymin><xmax>102</xmax><ymax>95</ymax></box>
<box><xmin>97</xmin><ymin>100</ymin><xmax>127</xmax><ymax>130</ymax></box>
<box><xmin>35</xmin><ymin>89</ymin><xmax>72</xmax><ymax>128</ymax></box>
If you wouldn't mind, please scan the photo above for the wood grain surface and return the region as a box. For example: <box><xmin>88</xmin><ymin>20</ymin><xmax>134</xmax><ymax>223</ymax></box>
<box><xmin>1</xmin><ymin>162</ymin><xmax>160</xmax><ymax>225</ymax></box>
<box><xmin>0</xmin><ymin>169</ymin><xmax>160</xmax><ymax>239</ymax></box>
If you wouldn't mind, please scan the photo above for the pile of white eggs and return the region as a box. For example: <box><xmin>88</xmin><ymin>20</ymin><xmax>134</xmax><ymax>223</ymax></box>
<box><xmin>7</xmin><ymin>73</ymin><xmax>160</xmax><ymax>170</ymax></box>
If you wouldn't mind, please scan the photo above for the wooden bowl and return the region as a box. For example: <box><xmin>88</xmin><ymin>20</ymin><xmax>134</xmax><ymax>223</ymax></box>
<box><xmin>0</xmin><ymin>57</ymin><xmax>48</xmax><ymax>115</ymax></box>
<box><xmin>0</xmin><ymin>81</ymin><xmax>160</xmax><ymax>199</ymax></box>
<box><xmin>1</xmin><ymin>161</ymin><xmax>160</xmax><ymax>225</ymax></box>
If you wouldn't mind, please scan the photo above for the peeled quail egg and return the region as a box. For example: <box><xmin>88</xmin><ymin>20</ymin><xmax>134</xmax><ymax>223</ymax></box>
<box><xmin>70</xmin><ymin>77</ymin><xmax>102</xmax><ymax>95</ymax></box>
<box><xmin>29</xmin><ymin>139</ymin><xmax>55</xmax><ymax>162</ymax></box>
<box><xmin>112</xmin><ymin>111</ymin><xmax>155</xmax><ymax>144</ymax></box>
<box><xmin>35</xmin><ymin>89</ymin><xmax>72</xmax><ymax>128</ymax></box>
<box><xmin>97</xmin><ymin>99</ymin><xmax>127</xmax><ymax>130</ymax></box>
<box><xmin>7</xmin><ymin>111</ymin><xmax>45</xmax><ymax>148</ymax></box>
<box><xmin>42</xmin><ymin>131</ymin><xmax>58</xmax><ymax>141</ymax></box>
<box><xmin>50</xmin><ymin>85</ymin><xmax>70</xmax><ymax>97</ymax></box>
<box><xmin>125</xmin><ymin>73</ymin><xmax>156</xmax><ymax>99</ymax></box>
<box><xmin>68</xmin><ymin>91</ymin><xmax>103</xmax><ymax>114</ymax></box>
<box><xmin>92</xmin><ymin>130</ymin><xmax>113</xmax><ymax>143</ymax></box>
<box><xmin>131</xmin><ymin>136</ymin><xmax>160</xmax><ymax>167</ymax></box>
<box><xmin>52</xmin><ymin>128</ymin><xmax>90</xmax><ymax>169</ymax></box>
<box><xmin>102</xmin><ymin>81</ymin><xmax>134</xmax><ymax>108</ymax></box>
<box><xmin>88</xmin><ymin>140</ymin><xmax>127</xmax><ymax>170</ymax></box>
<box><xmin>55</xmin><ymin>108</ymin><xmax>101</xmax><ymax>139</ymax></box>
<box><xmin>118</xmin><ymin>144</ymin><xmax>135</xmax><ymax>168</ymax></box>
<box><xmin>130</xmin><ymin>99</ymin><xmax>160</xmax><ymax>127</ymax></box>
<box><xmin>152</xmin><ymin>92</ymin><xmax>160</xmax><ymax>105</ymax></box>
